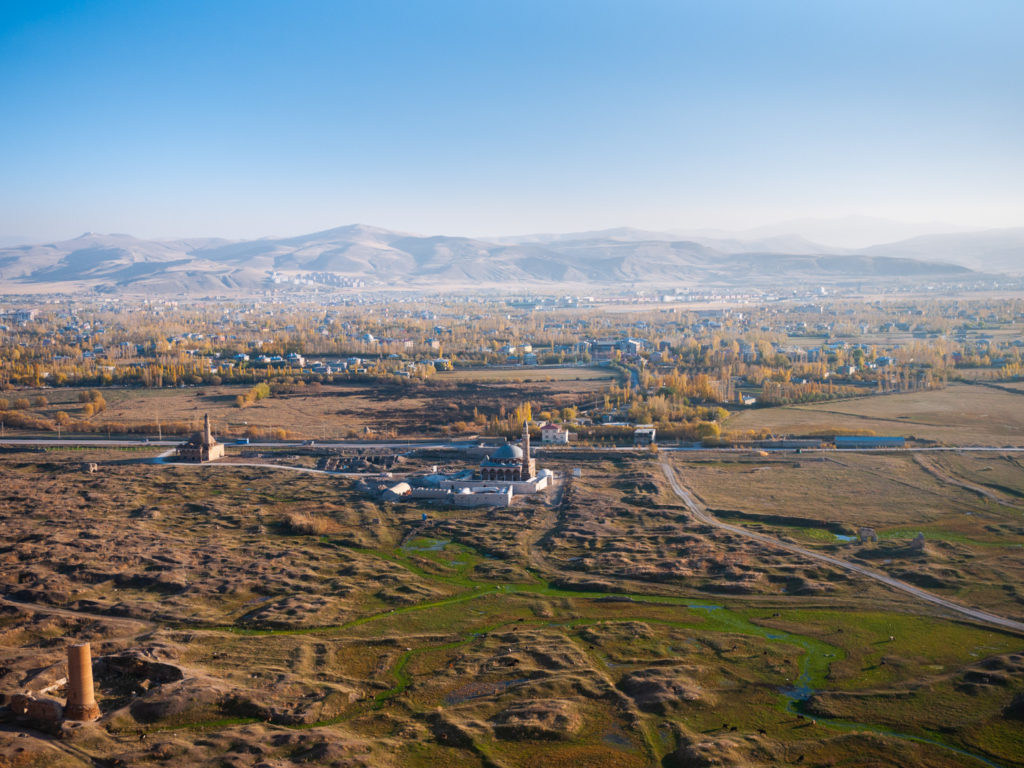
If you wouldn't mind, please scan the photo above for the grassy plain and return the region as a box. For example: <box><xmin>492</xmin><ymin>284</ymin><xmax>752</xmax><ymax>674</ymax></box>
<box><xmin>7</xmin><ymin>376</ymin><xmax>610</xmax><ymax>438</ymax></box>
<box><xmin>673</xmin><ymin>452</ymin><xmax>1024</xmax><ymax>620</ymax></box>
<box><xmin>727</xmin><ymin>382</ymin><xmax>1024</xmax><ymax>444</ymax></box>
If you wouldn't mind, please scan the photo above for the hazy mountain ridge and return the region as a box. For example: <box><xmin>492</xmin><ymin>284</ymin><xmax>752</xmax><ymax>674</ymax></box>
<box><xmin>1</xmin><ymin>223</ymin><xmax>1015</xmax><ymax>294</ymax></box>
<box><xmin>862</xmin><ymin>227</ymin><xmax>1024</xmax><ymax>273</ymax></box>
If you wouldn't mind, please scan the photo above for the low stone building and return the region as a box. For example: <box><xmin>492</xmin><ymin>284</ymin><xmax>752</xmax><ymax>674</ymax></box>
<box><xmin>452</xmin><ymin>485</ymin><xmax>514</xmax><ymax>508</ymax></box>
<box><xmin>176</xmin><ymin>414</ymin><xmax>225</xmax><ymax>463</ymax></box>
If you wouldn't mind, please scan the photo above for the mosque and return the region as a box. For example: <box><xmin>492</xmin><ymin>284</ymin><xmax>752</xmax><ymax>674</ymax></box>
<box><xmin>176</xmin><ymin>414</ymin><xmax>225</xmax><ymax>463</ymax></box>
<box><xmin>479</xmin><ymin>421</ymin><xmax>536</xmax><ymax>482</ymax></box>
<box><xmin>435</xmin><ymin>421</ymin><xmax>551</xmax><ymax>499</ymax></box>
<box><xmin>379</xmin><ymin>422</ymin><xmax>551</xmax><ymax>507</ymax></box>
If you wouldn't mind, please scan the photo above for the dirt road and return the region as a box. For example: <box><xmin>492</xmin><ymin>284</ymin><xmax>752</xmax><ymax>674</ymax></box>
<box><xmin>660</xmin><ymin>461</ymin><xmax>1024</xmax><ymax>636</ymax></box>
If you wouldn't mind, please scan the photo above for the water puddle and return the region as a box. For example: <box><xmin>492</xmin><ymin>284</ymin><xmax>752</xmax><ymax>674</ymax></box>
<box><xmin>401</xmin><ymin>537</ymin><xmax>449</xmax><ymax>552</ymax></box>
<box><xmin>243</xmin><ymin>594</ymin><xmax>277</xmax><ymax>606</ymax></box>
<box><xmin>601</xmin><ymin>726</ymin><xmax>635</xmax><ymax>749</ymax></box>
<box><xmin>444</xmin><ymin>677</ymin><xmax>530</xmax><ymax>705</ymax></box>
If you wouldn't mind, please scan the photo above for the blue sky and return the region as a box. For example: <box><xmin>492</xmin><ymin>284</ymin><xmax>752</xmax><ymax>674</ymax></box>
<box><xmin>1</xmin><ymin>0</ymin><xmax>1021</xmax><ymax>241</ymax></box>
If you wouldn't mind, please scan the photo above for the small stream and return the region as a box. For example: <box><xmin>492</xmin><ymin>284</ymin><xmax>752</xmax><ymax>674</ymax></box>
<box><xmin>511</xmin><ymin>585</ymin><xmax>1010</xmax><ymax>768</ymax></box>
<box><xmin>697</xmin><ymin>602</ymin><xmax>1009</xmax><ymax>768</ymax></box>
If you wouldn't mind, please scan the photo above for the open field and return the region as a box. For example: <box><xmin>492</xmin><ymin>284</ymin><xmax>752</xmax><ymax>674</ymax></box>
<box><xmin>671</xmin><ymin>452</ymin><xmax>1024</xmax><ymax>621</ymax></box>
<box><xmin>437</xmin><ymin>366</ymin><xmax>619</xmax><ymax>383</ymax></box>
<box><xmin>1</xmin><ymin>447</ymin><xmax>1022</xmax><ymax>767</ymax></box>
<box><xmin>727</xmin><ymin>383</ymin><xmax>1024</xmax><ymax>444</ymax></box>
<box><xmin>1</xmin><ymin>377</ymin><xmax>611</xmax><ymax>439</ymax></box>
<box><xmin>923</xmin><ymin>452</ymin><xmax>1024</xmax><ymax>504</ymax></box>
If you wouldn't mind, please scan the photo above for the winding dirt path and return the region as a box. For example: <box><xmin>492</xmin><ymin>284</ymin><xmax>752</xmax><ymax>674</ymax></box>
<box><xmin>913</xmin><ymin>454</ymin><xmax>1024</xmax><ymax>510</ymax></box>
<box><xmin>659</xmin><ymin>461</ymin><xmax>1024</xmax><ymax>636</ymax></box>
<box><xmin>0</xmin><ymin>597</ymin><xmax>153</xmax><ymax>635</ymax></box>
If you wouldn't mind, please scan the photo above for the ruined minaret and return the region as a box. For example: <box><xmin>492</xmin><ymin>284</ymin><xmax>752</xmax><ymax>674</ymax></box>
<box><xmin>522</xmin><ymin>420</ymin><xmax>531</xmax><ymax>478</ymax></box>
<box><xmin>64</xmin><ymin>643</ymin><xmax>100</xmax><ymax>721</ymax></box>
<box><xmin>203</xmin><ymin>413</ymin><xmax>213</xmax><ymax>446</ymax></box>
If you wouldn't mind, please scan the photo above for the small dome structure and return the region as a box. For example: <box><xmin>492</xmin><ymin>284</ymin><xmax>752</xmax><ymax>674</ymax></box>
<box><xmin>488</xmin><ymin>444</ymin><xmax>523</xmax><ymax>461</ymax></box>
<box><xmin>478</xmin><ymin>421</ymin><xmax>536</xmax><ymax>483</ymax></box>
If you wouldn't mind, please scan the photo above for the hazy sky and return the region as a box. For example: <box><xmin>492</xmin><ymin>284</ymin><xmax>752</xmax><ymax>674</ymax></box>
<box><xmin>1</xmin><ymin>0</ymin><xmax>1022</xmax><ymax>242</ymax></box>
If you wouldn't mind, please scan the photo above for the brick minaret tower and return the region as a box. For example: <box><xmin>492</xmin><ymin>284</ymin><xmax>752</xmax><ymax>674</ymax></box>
<box><xmin>521</xmin><ymin>420</ymin><xmax>535</xmax><ymax>479</ymax></box>
<box><xmin>64</xmin><ymin>643</ymin><xmax>100</xmax><ymax>721</ymax></box>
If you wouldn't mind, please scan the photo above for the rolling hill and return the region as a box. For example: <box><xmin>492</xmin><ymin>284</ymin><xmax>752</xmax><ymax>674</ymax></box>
<box><xmin>0</xmin><ymin>223</ymin><xmax>1008</xmax><ymax>295</ymax></box>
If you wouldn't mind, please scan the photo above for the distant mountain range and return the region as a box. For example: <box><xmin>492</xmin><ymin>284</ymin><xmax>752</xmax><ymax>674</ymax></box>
<box><xmin>0</xmin><ymin>223</ymin><xmax>1020</xmax><ymax>294</ymax></box>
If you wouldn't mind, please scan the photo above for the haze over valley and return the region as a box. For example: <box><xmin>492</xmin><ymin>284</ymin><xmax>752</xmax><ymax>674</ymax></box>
<box><xmin>2</xmin><ymin>222</ymin><xmax>1020</xmax><ymax>295</ymax></box>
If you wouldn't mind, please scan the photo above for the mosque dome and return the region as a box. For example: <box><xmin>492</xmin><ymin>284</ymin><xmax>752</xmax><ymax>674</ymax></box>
<box><xmin>488</xmin><ymin>444</ymin><xmax>523</xmax><ymax>461</ymax></box>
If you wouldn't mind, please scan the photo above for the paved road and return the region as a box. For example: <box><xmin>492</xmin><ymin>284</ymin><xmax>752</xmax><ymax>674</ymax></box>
<box><xmin>0</xmin><ymin>437</ymin><xmax>476</xmax><ymax>450</ymax></box>
<box><xmin>3</xmin><ymin>436</ymin><xmax>1024</xmax><ymax>453</ymax></box>
<box><xmin>659</xmin><ymin>461</ymin><xmax>1024</xmax><ymax>636</ymax></box>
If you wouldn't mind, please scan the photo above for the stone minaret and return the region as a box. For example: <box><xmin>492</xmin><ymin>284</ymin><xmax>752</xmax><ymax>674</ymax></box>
<box><xmin>64</xmin><ymin>643</ymin><xmax>100</xmax><ymax>721</ymax></box>
<box><xmin>522</xmin><ymin>420</ymin><xmax>531</xmax><ymax>478</ymax></box>
<box><xmin>203</xmin><ymin>413</ymin><xmax>213</xmax><ymax>446</ymax></box>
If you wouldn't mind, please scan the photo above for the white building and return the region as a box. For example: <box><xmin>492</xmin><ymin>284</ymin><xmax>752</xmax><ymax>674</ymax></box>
<box><xmin>439</xmin><ymin>469</ymin><xmax>551</xmax><ymax>497</ymax></box>
<box><xmin>453</xmin><ymin>486</ymin><xmax>513</xmax><ymax>508</ymax></box>
<box><xmin>540</xmin><ymin>422</ymin><xmax>569</xmax><ymax>444</ymax></box>
<box><xmin>634</xmin><ymin>426</ymin><xmax>657</xmax><ymax>446</ymax></box>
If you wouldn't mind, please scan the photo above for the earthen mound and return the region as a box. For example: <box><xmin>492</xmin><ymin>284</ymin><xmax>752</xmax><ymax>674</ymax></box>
<box><xmin>617</xmin><ymin>667</ymin><xmax>711</xmax><ymax>714</ymax></box>
<box><xmin>128</xmin><ymin>676</ymin><xmax>230</xmax><ymax>723</ymax></box>
<box><xmin>579</xmin><ymin>621</ymin><xmax>654</xmax><ymax>644</ymax></box>
<box><xmin>663</xmin><ymin>737</ymin><xmax>753</xmax><ymax>768</ymax></box>
<box><xmin>489</xmin><ymin>698</ymin><xmax>582</xmax><ymax>740</ymax></box>
<box><xmin>95</xmin><ymin>650</ymin><xmax>185</xmax><ymax>694</ymax></box>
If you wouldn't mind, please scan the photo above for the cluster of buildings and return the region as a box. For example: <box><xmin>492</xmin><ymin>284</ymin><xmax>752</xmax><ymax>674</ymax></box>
<box><xmin>171</xmin><ymin>415</ymin><xmax>554</xmax><ymax>509</ymax></box>
<box><xmin>267</xmin><ymin>271</ymin><xmax>365</xmax><ymax>288</ymax></box>
<box><xmin>383</xmin><ymin>422</ymin><xmax>553</xmax><ymax>508</ymax></box>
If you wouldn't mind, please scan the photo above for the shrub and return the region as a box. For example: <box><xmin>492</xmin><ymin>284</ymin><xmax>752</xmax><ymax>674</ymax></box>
<box><xmin>286</xmin><ymin>512</ymin><xmax>332</xmax><ymax>535</ymax></box>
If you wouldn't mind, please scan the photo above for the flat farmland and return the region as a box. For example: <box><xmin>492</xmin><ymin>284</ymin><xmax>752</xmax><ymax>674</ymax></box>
<box><xmin>727</xmin><ymin>382</ymin><xmax>1024</xmax><ymax>444</ymax></box>
<box><xmin>675</xmin><ymin>452</ymin><xmax>990</xmax><ymax>528</ymax></box>
<box><xmin>9</xmin><ymin>377</ymin><xmax>611</xmax><ymax>438</ymax></box>
<box><xmin>437</xmin><ymin>365</ymin><xmax>618</xmax><ymax>383</ymax></box>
